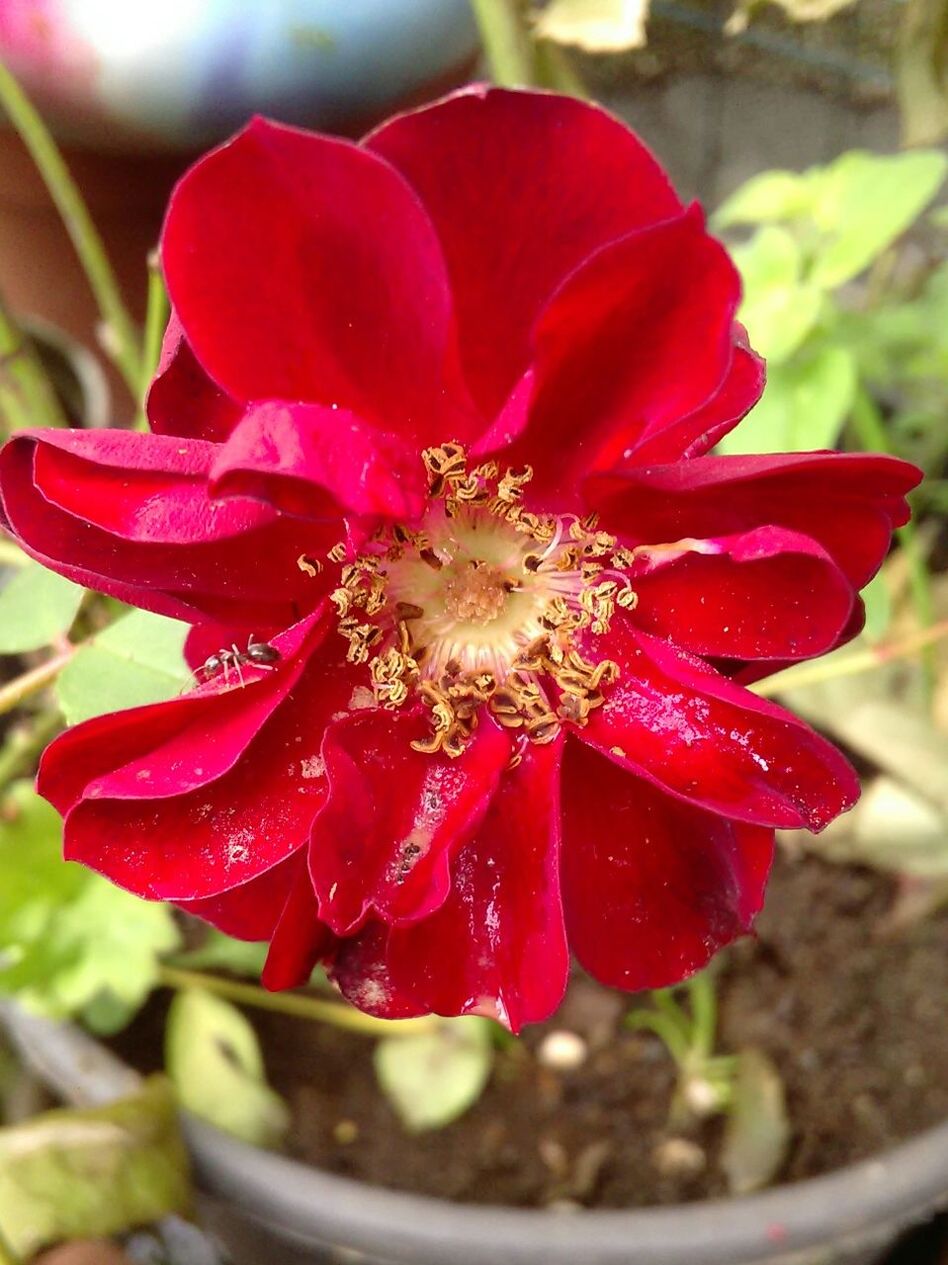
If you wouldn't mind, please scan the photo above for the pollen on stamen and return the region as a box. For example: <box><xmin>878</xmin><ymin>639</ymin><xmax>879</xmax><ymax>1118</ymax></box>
<box><xmin>326</xmin><ymin>444</ymin><xmax>637</xmax><ymax>758</ymax></box>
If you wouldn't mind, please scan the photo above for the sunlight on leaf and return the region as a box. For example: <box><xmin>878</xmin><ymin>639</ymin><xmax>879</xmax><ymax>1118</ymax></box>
<box><xmin>374</xmin><ymin>1016</ymin><xmax>494</xmax><ymax>1132</ymax></box>
<box><xmin>732</xmin><ymin>226</ymin><xmax>823</xmax><ymax>363</ymax></box>
<box><xmin>0</xmin><ymin>781</ymin><xmax>179</xmax><ymax>1033</ymax></box>
<box><xmin>165</xmin><ymin>988</ymin><xmax>289</xmax><ymax>1148</ymax></box>
<box><xmin>532</xmin><ymin>0</ymin><xmax>649</xmax><ymax>50</ymax></box>
<box><xmin>0</xmin><ymin>562</ymin><xmax>84</xmax><ymax>655</ymax></box>
<box><xmin>57</xmin><ymin>609</ymin><xmax>190</xmax><ymax>725</ymax></box>
<box><xmin>721</xmin><ymin>1048</ymin><xmax>790</xmax><ymax>1195</ymax></box>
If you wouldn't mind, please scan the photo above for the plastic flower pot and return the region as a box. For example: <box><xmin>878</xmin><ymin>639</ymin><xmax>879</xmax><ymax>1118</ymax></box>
<box><xmin>4</xmin><ymin>1003</ymin><xmax>947</xmax><ymax>1265</ymax></box>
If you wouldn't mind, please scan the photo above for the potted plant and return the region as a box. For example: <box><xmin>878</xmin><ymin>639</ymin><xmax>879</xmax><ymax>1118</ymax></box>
<box><xmin>0</xmin><ymin>9</ymin><xmax>946</xmax><ymax>1263</ymax></box>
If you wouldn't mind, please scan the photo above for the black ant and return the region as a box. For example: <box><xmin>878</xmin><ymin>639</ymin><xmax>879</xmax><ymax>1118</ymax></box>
<box><xmin>197</xmin><ymin>636</ymin><xmax>281</xmax><ymax>688</ymax></box>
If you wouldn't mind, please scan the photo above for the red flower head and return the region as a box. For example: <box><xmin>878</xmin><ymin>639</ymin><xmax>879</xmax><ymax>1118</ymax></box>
<box><xmin>1</xmin><ymin>88</ymin><xmax>919</xmax><ymax>1029</ymax></box>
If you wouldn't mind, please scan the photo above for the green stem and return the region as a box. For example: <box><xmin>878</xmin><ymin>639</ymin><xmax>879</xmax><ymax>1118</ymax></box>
<box><xmin>0</xmin><ymin>709</ymin><xmax>62</xmax><ymax>788</ymax></box>
<box><xmin>156</xmin><ymin>965</ymin><xmax>442</xmax><ymax>1039</ymax></box>
<box><xmin>0</xmin><ymin>59</ymin><xmax>142</xmax><ymax>395</ymax></box>
<box><xmin>469</xmin><ymin>0</ymin><xmax>537</xmax><ymax>86</ymax></box>
<box><xmin>0</xmin><ymin>295</ymin><xmax>67</xmax><ymax>432</ymax></box>
<box><xmin>751</xmin><ymin>617</ymin><xmax>948</xmax><ymax>697</ymax></box>
<box><xmin>0</xmin><ymin>646</ymin><xmax>74</xmax><ymax>718</ymax></box>
<box><xmin>849</xmin><ymin>385</ymin><xmax>936</xmax><ymax>693</ymax></box>
<box><xmin>134</xmin><ymin>252</ymin><xmax>168</xmax><ymax>430</ymax></box>
<box><xmin>625</xmin><ymin>1009</ymin><xmax>691</xmax><ymax>1066</ymax></box>
<box><xmin>534</xmin><ymin>39</ymin><xmax>589</xmax><ymax>98</ymax></box>
<box><xmin>687</xmin><ymin>973</ymin><xmax>717</xmax><ymax>1063</ymax></box>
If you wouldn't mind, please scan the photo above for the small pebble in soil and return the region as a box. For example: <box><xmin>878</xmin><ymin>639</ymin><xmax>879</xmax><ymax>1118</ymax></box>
<box><xmin>537</xmin><ymin>1029</ymin><xmax>588</xmax><ymax>1071</ymax></box>
<box><xmin>653</xmin><ymin>1137</ymin><xmax>708</xmax><ymax>1179</ymax></box>
<box><xmin>333</xmin><ymin>1118</ymin><xmax>359</xmax><ymax>1145</ymax></box>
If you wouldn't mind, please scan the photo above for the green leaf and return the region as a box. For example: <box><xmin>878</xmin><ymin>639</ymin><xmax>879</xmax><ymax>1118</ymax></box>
<box><xmin>808</xmin><ymin>149</ymin><xmax>948</xmax><ymax>288</ymax></box>
<box><xmin>374</xmin><ymin>1016</ymin><xmax>493</xmax><ymax>1132</ymax></box>
<box><xmin>732</xmin><ymin>227</ymin><xmax>823</xmax><ymax>363</ymax></box>
<box><xmin>0</xmin><ymin>780</ymin><xmax>179</xmax><ymax>1033</ymax></box>
<box><xmin>56</xmin><ymin>608</ymin><xmax>190</xmax><ymax>724</ymax></box>
<box><xmin>713</xmin><ymin>170</ymin><xmax>812</xmax><ymax>229</ymax></box>
<box><xmin>717</xmin><ymin>344</ymin><xmax>856</xmax><ymax>455</ymax></box>
<box><xmin>721</xmin><ymin>1048</ymin><xmax>790</xmax><ymax>1195</ymax></box>
<box><xmin>165</xmin><ymin>988</ymin><xmax>289</xmax><ymax>1148</ymax></box>
<box><xmin>0</xmin><ymin>562</ymin><xmax>84</xmax><ymax>654</ymax></box>
<box><xmin>0</xmin><ymin>1076</ymin><xmax>191</xmax><ymax>1259</ymax></box>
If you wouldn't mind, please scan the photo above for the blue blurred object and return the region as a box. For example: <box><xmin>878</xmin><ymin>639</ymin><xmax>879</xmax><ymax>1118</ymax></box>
<box><xmin>0</xmin><ymin>0</ymin><xmax>479</xmax><ymax>149</ymax></box>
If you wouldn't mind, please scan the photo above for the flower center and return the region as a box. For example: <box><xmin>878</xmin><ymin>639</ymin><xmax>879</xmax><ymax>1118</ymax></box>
<box><xmin>324</xmin><ymin>444</ymin><xmax>637</xmax><ymax>758</ymax></box>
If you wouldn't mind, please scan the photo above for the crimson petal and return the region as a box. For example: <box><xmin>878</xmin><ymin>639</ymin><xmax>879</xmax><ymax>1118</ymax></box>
<box><xmin>163</xmin><ymin>116</ymin><xmax>476</xmax><ymax>444</ymax></box>
<box><xmin>580</xmin><ymin>619</ymin><xmax>858</xmax><ymax>831</ymax></box>
<box><xmin>629</xmin><ymin>525</ymin><xmax>854</xmax><ymax>660</ymax></box>
<box><xmin>588</xmin><ymin>452</ymin><xmax>921</xmax><ymax>588</ymax></box>
<box><xmin>262</xmin><ymin>860</ymin><xmax>336</xmax><ymax>992</ymax></box>
<box><xmin>0</xmin><ymin>428</ymin><xmax>332</xmax><ymax>627</ymax></box>
<box><xmin>210</xmin><ymin>401</ymin><xmax>426</xmax><ymax>522</ymax></box>
<box><xmin>147</xmin><ymin>313</ymin><xmax>241</xmax><ymax>443</ymax></box>
<box><xmin>500</xmin><ymin>207</ymin><xmax>742</xmax><ymax>500</ymax></box>
<box><xmin>366</xmin><ymin>86</ymin><xmax>681</xmax><ymax>418</ymax></box>
<box><xmin>561</xmin><ymin>742</ymin><xmax>773</xmax><ymax>990</ymax></box>
<box><xmin>309</xmin><ymin>711</ymin><xmax>510</xmax><ymax>935</ymax></box>
<box><xmin>383</xmin><ymin>739</ymin><xmax>568</xmax><ymax>1032</ymax></box>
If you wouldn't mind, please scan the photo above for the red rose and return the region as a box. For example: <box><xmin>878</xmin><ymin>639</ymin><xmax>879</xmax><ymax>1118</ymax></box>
<box><xmin>1</xmin><ymin>88</ymin><xmax>919</xmax><ymax>1029</ymax></box>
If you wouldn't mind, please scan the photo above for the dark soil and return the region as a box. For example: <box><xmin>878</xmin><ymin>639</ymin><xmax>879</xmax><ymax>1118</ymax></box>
<box><xmin>116</xmin><ymin>852</ymin><xmax>948</xmax><ymax>1209</ymax></box>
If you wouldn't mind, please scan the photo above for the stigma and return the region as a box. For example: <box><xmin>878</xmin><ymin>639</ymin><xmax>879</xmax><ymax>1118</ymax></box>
<box><xmin>327</xmin><ymin>444</ymin><xmax>637</xmax><ymax>758</ymax></box>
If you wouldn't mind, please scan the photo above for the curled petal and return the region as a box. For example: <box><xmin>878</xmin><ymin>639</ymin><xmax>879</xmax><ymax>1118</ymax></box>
<box><xmin>581</xmin><ymin>619</ymin><xmax>859</xmax><ymax>831</ymax></box>
<box><xmin>44</xmin><ymin>615</ymin><xmax>367</xmax><ymax>903</ymax></box>
<box><xmin>588</xmin><ymin>451</ymin><xmax>921</xmax><ymax>588</ymax></box>
<box><xmin>181</xmin><ymin>852</ymin><xmax>306</xmax><ymax>940</ymax></box>
<box><xmin>561</xmin><ymin>741</ymin><xmax>773</xmax><ymax>990</ymax></box>
<box><xmin>210</xmin><ymin>401</ymin><xmax>427</xmax><ymax>522</ymax></box>
<box><xmin>309</xmin><ymin>711</ymin><xmax>510</xmax><ymax>935</ymax></box>
<box><xmin>0</xmin><ymin>428</ymin><xmax>333</xmax><ymax>626</ymax></box>
<box><xmin>500</xmin><ymin>207</ymin><xmax>742</xmax><ymax>500</ymax></box>
<box><xmin>367</xmin><ymin>85</ymin><xmax>681</xmax><ymax>417</ymax></box>
<box><xmin>147</xmin><ymin>313</ymin><xmax>241</xmax><ymax>442</ymax></box>
<box><xmin>262</xmin><ymin>860</ymin><xmax>336</xmax><ymax>992</ymax></box>
<box><xmin>329</xmin><ymin>922</ymin><xmax>428</xmax><ymax>1019</ymax></box>
<box><xmin>629</xmin><ymin>525</ymin><xmax>854</xmax><ymax>660</ymax></box>
<box><xmin>383</xmin><ymin>738</ymin><xmax>568</xmax><ymax>1032</ymax></box>
<box><xmin>163</xmin><ymin>115</ymin><xmax>476</xmax><ymax>443</ymax></box>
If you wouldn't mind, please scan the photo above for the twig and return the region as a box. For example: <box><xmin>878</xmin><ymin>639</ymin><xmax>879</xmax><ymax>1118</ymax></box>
<box><xmin>0</xmin><ymin>59</ymin><xmax>142</xmax><ymax>395</ymax></box>
<box><xmin>469</xmin><ymin>0</ymin><xmax>537</xmax><ymax>85</ymax></box>
<box><xmin>156</xmin><ymin>965</ymin><xmax>443</xmax><ymax>1039</ymax></box>
<box><xmin>0</xmin><ymin>647</ymin><xmax>74</xmax><ymax>718</ymax></box>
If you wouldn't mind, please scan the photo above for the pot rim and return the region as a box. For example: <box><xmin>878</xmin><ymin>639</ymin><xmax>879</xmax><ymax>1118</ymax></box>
<box><xmin>4</xmin><ymin>1000</ymin><xmax>947</xmax><ymax>1265</ymax></box>
<box><xmin>186</xmin><ymin>1110</ymin><xmax>948</xmax><ymax>1265</ymax></box>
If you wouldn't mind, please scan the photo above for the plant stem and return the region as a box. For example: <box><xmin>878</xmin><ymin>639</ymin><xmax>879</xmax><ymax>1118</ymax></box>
<box><xmin>849</xmin><ymin>385</ymin><xmax>936</xmax><ymax>692</ymax></box>
<box><xmin>751</xmin><ymin>617</ymin><xmax>948</xmax><ymax>698</ymax></box>
<box><xmin>0</xmin><ymin>647</ymin><xmax>74</xmax><ymax>718</ymax></box>
<box><xmin>156</xmin><ymin>965</ymin><xmax>443</xmax><ymax>1039</ymax></box>
<box><xmin>469</xmin><ymin>0</ymin><xmax>537</xmax><ymax>86</ymax></box>
<box><xmin>0</xmin><ymin>709</ymin><xmax>62</xmax><ymax>788</ymax></box>
<box><xmin>534</xmin><ymin>39</ymin><xmax>589</xmax><ymax>97</ymax></box>
<box><xmin>687</xmin><ymin>974</ymin><xmax>717</xmax><ymax>1063</ymax></box>
<box><xmin>134</xmin><ymin>252</ymin><xmax>168</xmax><ymax>430</ymax></box>
<box><xmin>0</xmin><ymin>295</ymin><xmax>67</xmax><ymax>432</ymax></box>
<box><xmin>0</xmin><ymin>59</ymin><xmax>142</xmax><ymax>395</ymax></box>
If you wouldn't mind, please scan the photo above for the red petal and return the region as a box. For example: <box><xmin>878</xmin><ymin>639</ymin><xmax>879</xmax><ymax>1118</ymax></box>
<box><xmin>309</xmin><ymin>712</ymin><xmax>510</xmax><ymax>934</ymax></box>
<box><xmin>262</xmin><ymin>861</ymin><xmax>336</xmax><ymax>992</ymax></box>
<box><xmin>47</xmin><ymin>615</ymin><xmax>365</xmax><ymax>902</ymax></box>
<box><xmin>366</xmin><ymin>86</ymin><xmax>681</xmax><ymax>418</ymax></box>
<box><xmin>383</xmin><ymin>738</ymin><xmax>568</xmax><ymax>1031</ymax></box>
<box><xmin>180</xmin><ymin>852</ymin><xmax>304</xmax><ymax>940</ymax></box>
<box><xmin>147</xmin><ymin>313</ymin><xmax>241</xmax><ymax>442</ymax></box>
<box><xmin>0</xmin><ymin>429</ymin><xmax>333</xmax><ymax>626</ymax></box>
<box><xmin>162</xmin><ymin>116</ymin><xmax>476</xmax><ymax>444</ymax></box>
<box><xmin>561</xmin><ymin>741</ymin><xmax>773</xmax><ymax>990</ymax></box>
<box><xmin>329</xmin><ymin>922</ymin><xmax>427</xmax><ymax>1019</ymax></box>
<box><xmin>499</xmin><ymin>207</ymin><xmax>742</xmax><ymax>501</ymax></box>
<box><xmin>629</xmin><ymin>525</ymin><xmax>854</xmax><ymax>660</ymax></box>
<box><xmin>210</xmin><ymin>401</ymin><xmax>426</xmax><ymax>522</ymax></box>
<box><xmin>589</xmin><ymin>452</ymin><xmax>921</xmax><ymax>589</ymax></box>
<box><xmin>628</xmin><ymin>334</ymin><xmax>765</xmax><ymax>465</ymax></box>
<box><xmin>580</xmin><ymin>619</ymin><xmax>859</xmax><ymax>831</ymax></box>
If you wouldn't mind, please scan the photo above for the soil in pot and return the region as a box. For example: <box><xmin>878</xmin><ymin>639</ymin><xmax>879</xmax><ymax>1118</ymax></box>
<box><xmin>114</xmin><ymin>851</ymin><xmax>948</xmax><ymax>1211</ymax></box>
